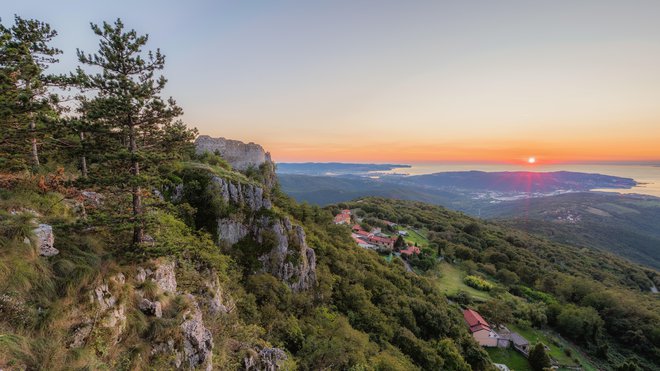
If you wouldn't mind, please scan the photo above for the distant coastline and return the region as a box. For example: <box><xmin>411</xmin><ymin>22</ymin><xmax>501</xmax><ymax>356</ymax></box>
<box><xmin>277</xmin><ymin>162</ymin><xmax>411</xmax><ymax>176</ymax></box>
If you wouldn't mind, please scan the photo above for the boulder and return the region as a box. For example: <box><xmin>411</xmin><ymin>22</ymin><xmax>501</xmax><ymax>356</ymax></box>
<box><xmin>81</xmin><ymin>191</ymin><xmax>104</xmax><ymax>206</ymax></box>
<box><xmin>34</xmin><ymin>223</ymin><xmax>58</xmax><ymax>257</ymax></box>
<box><xmin>139</xmin><ymin>298</ymin><xmax>163</xmax><ymax>318</ymax></box>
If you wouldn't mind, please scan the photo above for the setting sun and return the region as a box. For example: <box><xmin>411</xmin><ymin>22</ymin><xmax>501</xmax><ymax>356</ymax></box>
<box><xmin>528</xmin><ymin>157</ymin><xmax>536</xmax><ymax>164</ymax></box>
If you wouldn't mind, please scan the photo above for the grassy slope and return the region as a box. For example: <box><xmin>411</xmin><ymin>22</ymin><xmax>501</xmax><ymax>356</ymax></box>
<box><xmin>486</xmin><ymin>348</ymin><xmax>531</xmax><ymax>371</ymax></box>
<box><xmin>428</xmin><ymin>262</ymin><xmax>492</xmax><ymax>301</ymax></box>
<box><xmin>508</xmin><ymin>324</ymin><xmax>597</xmax><ymax>371</ymax></box>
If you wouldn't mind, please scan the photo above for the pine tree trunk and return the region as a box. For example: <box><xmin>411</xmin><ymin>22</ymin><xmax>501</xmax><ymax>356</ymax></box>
<box><xmin>129</xmin><ymin>123</ymin><xmax>143</xmax><ymax>244</ymax></box>
<box><xmin>30</xmin><ymin>121</ymin><xmax>40</xmax><ymax>167</ymax></box>
<box><xmin>79</xmin><ymin>131</ymin><xmax>88</xmax><ymax>177</ymax></box>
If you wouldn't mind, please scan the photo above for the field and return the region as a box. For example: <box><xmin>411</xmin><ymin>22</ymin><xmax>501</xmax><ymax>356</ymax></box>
<box><xmin>508</xmin><ymin>324</ymin><xmax>597</xmax><ymax>371</ymax></box>
<box><xmin>428</xmin><ymin>262</ymin><xmax>492</xmax><ymax>301</ymax></box>
<box><xmin>486</xmin><ymin>347</ymin><xmax>531</xmax><ymax>371</ymax></box>
<box><xmin>396</xmin><ymin>226</ymin><xmax>429</xmax><ymax>247</ymax></box>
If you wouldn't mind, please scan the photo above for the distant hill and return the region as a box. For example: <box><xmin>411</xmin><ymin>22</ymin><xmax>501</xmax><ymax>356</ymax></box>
<box><xmin>484</xmin><ymin>192</ymin><xmax>660</xmax><ymax>270</ymax></box>
<box><xmin>401</xmin><ymin>170</ymin><xmax>636</xmax><ymax>193</ymax></box>
<box><xmin>278</xmin><ymin>172</ymin><xmax>660</xmax><ymax>270</ymax></box>
<box><xmin>277</xmin><ymin>162</ymin><xmax>409</xmax><ymax>175</ymax></box>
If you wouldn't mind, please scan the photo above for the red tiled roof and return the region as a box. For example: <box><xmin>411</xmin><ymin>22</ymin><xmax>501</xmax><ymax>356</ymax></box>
<box><xmin>369</xmin><ymin>235</ymin><xmax>393</xmax><ymax>244</ymax></box>
<box><xmin>400</xmin><ymin>245</ymin><xmax>421</xmax><ymax>255</ymax></box>
<box><xmin>463</xmin><ymin>309</ymin><xmax>491</xmax><ymax>333</ymax></box>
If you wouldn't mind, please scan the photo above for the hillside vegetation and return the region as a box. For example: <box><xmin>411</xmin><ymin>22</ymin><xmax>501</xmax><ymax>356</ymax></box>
<box><xmin>484</xmin><ymin>192</ymin><xmax>660</xmax><ymax>270</ymax></box>
<box><xmin>334</xmin><ymin>197</ymin><xmax>659</xmax><ymax>370</ymax></box>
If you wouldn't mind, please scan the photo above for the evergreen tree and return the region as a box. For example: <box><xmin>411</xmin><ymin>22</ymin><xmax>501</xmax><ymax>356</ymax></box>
<box><xmin>0</xmin><ymin>16</ymin><xmax>61</xmax><ymax>171</ymax></box>
<box><xmin>394</xmin><ymin>234</ymin><xmax>406</xmax><ymax>251</ymax></box>
<box><xmin>73</xmin><ymin>19</ymin><xmax>195</xmax><ymax>243</ymax></box>
<box><xmin>528</xmin><ymin>343</ymin><xmax>552</xmax><ymax>371</ymax></box>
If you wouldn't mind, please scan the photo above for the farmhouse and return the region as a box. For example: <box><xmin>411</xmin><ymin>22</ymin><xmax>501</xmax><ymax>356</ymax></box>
<box><xmin>463</xmin><ymin>308</ymin><xmax>501</xmax><ymax>347</ymax></box>
<box><xmin>334</xmin><ymin>209</ymin><xmax>351</xmax><ymax>224</ymax></box>
<box><xmin>399</xmin><ymin>244</ymin><xmax>421</xmax><ymax>256</ymax></box>
<box><xmin>351</xmin><ymin>225</ymin><xmax>396</xmax><ymax>252</ymax></box>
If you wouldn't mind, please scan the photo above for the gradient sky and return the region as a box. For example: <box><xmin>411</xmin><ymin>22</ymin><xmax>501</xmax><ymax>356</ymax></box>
<box><xmin>4</xmin><ymin>1</ymin><xmax>660</xmax><ymax>163</ymax></box>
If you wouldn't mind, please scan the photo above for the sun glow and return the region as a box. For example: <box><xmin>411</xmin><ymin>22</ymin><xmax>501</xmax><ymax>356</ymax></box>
<box><xmin>527</xmin><ymin>157</ymin><xmax>536</xmax><ymax>164</ymax></box>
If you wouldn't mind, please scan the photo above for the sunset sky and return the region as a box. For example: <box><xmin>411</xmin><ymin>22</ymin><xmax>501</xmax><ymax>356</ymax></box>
<box><xmin>4</xmin><ymin>1</ymin><xmax>660</xmax><ymax>163</ymax></box>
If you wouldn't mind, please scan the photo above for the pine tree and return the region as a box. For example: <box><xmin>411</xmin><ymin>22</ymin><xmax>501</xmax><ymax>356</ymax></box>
<box><xmin>73</xmin><ymin>19</ymin><xmax>195</xmax><ymax>243</ymax></box>
<box><xmin>0</xmin><ymin>16</ymin><xmax>62</xmax><ymax>171</ymax></box>
<box><xmin>528</xmin><ymin>343</ymin><xmax>552</xmax><ymax>371</ymax></box>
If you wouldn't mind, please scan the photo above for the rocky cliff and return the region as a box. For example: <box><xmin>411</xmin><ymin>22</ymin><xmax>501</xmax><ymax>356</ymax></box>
<box><xmin>189</xmin><ymin>137</ymin><xmax>317</xmax><ymax>292</ymax></box>
<box><xmin>195</xmin><ymin>135</ymin><xmax>272</xmax><ymax>171</ymax></box>
<box><xmin>204</xmin><ymin>175</ymin><xmax>317</xmax><ymax>292</ymax></box>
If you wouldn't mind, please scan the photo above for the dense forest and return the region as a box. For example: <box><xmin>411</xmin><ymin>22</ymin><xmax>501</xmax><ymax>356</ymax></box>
<box><xmin>1</xmin><ymin>15</ymin><xmax>658</xmax><ymax>371</ymax></box>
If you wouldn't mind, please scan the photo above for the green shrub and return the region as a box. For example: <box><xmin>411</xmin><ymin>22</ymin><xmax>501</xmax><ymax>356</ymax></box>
<box><xmin>464</xmin><ymin>275</ymin><xmax>494</xmax><ymax>291</ymax></box>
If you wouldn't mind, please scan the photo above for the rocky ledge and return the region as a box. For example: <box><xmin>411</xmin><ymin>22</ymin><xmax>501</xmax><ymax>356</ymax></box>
<box><xmin>195</xmin><ymin>135</ymin><xmax>272</xmax><ymax>171</ymax></box>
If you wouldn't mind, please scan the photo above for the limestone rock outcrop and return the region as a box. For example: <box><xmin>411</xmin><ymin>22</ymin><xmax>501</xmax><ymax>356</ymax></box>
<box><xmin>33</xmin><ymin>223</ymin><xmax>58</xmax><ymax>256</ymax></box>
<box><xmin>257</xmin><ymin>218</ymin><xmax>317</xmax><ymax>292</ymax></box>
<box><xmin>209</xmin><ymin>171</ymin><xmax>317</xmax><ymax>292</ymax></box>
<box><xmin>244</xmin><ymin>347</ymin><xmax>288</xmax><ymax>371</ymax></box>
<box><xmin>195</xmin><ymin>135</ymin><xmax>272</xmax><ymax>171</ymax></box>
<box><xmin>136</xmin><ymin>260</ymin><xmax>177</xmax><ymax>294</ymax></box>
<box><xmin>181</xmin><ymin>294</ymin><xmax>214</xmax><ymax>371</ymax></box>
<box><xmin>210</xmin><ymin>176</ymin><xmax>272</xmax><ymax>212</ymax></box>
<box><xmin>89</xmin><ymin>273</ymin><xmax>127</xmax><ymax>342</ymax></box>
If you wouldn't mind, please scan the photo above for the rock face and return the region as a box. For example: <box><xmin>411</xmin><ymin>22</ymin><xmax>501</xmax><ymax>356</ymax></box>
<box><xmin>195</xmin><ymin>135</ymin><xmax>272</xmax><ymax>171</ymax></box>
<box><xmin>257</xmin><ymin>218</ymin><xmax>317</xmax><ymax>292</ymax></box>
<box><xmin>210</xmin><ymin>176</ymin><xmax>272</xmax><ymax>212</ymax></box>
<box><xmin>206</xmin><ymin>275</ymin><xmax>236</xmax><ymax>315</ymax></box>
<box><xmin>244</xmin><ymin>347</ymin><xmax>288</xmax><ymax>371</ymax></box>
<box><xmin>208</xmin><ymin>171</ymin><xmax>317</xmax><ymax>292</ymax></box>
<box><xmin>181</xmin><ymin>294</ymin><xmax>214</xmax><ymax>371</ymax></box>
<box><xmin>136</xmin><ymin>260</ymin><xmax>177</xmax><ymax>294</ymax></box>
<box><xmin>33</xmin><ymin>223</ymin><xmax>58</xmax><ymax>256</ymax></box>
<box><xmin>217</xmin><ymin>218</ymin><xmax>250</xmax><ymax>246</ymax></box>
<box><xmin>90</xmin><ymin>273</ymin><xmax>127</xmax><ymax>342</ymax></box>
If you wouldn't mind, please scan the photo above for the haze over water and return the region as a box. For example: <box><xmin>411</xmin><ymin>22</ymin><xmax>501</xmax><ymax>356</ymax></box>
<box><xmin>382</xmin><ymin>163</ymin><xmax>660</xmax><ymax>197</ymax></box>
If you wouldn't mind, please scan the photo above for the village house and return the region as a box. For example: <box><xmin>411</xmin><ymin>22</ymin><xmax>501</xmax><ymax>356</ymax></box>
<box><xmin>463</xmin><ymin>308</ymin><xmax>501</xmax><ymax>347</ymax></box>
<box><xmin>498</xmin><ymin>328</ymin><xmax>531</xmax><ymax>355</ymax></box>
<box><xmin>399</xmin><ymin>244</ymin><xmax>421</xmax><ymax>256</ymax></box>
<box><xmin>333</xmin><ymin>209</ymin><xmax>351</xmax><ymax>225</ymax></box>
<box><xmin>351</xmin><ymin>225</ymin><xmax>396</xmax><ymax>252</ymax></box>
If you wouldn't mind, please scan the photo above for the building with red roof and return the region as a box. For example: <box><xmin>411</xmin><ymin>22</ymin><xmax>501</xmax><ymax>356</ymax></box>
<box><xmin>333</xmin><ymin>209</ymin><xmax>351</xmax><ymax>225</ymax></box>
<box><xmin>463</xmin><ymin>308</ymin><xmax>501</xmax><ymax>347</ymax></box>
<box><xmin>399</xmin><ymin>244</ymin><xmax>421</xmax><ymax>256</ymax></box>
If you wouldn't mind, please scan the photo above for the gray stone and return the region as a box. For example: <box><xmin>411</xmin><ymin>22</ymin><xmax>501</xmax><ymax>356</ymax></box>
<box><xmin>151</xmin><ymin>339</ymin><xmax>183</xmax><ymax>368</ymax></box>
<box><xmin>81</xmin><ymin>191</ymin><xmax>104</xmax><ymax>206</ymax></box>
<box><xmin>206</xmin><ymin>276</ymin><xmax>236</xmax><ymax>315</ymax></box>
<box><xmin>152</xmin><ymin>260</ymin><xmax>177</xmax><ymax>294</ymax></box>
<box><xmin>195</xmin><ymin>135</ymin><xmax>272</xmax><ymax>171</ymax></box>
<box><xmin>244</xmin><ymin>347</ymin><xmax>288</xmax><ymax>371</ymax></box>
<box><xmin>69</xmin><ymin>319</ymin><xmax>93</xmax><ymax>349</ymax></box>
<box><xmin>181</xmin><ymin>295</ymin><xmax>213</xmax><ymax>371</ymax></box>
<box><xmin>139</xmin><ymin>298</ymin><xmax>163</xmax><ymax>318</ymax></box>
<box><xmin>217</xmin><ymin>218</ymin><xmax>249</xmax><ymax>245</ymax></box>
<box><xmin>90</xmin><ymin>273</ymin><xmax>127</xmax><ymax>341</ymax></box>
<box><xmin>34</xmin><ymin>223</ymin><xmax>58</xmax><ymax>256</ymax></box>
<box><xmin>258</xmin><ymin>217</ymin><xmax>317</xmax><ymax>292</ymax></box>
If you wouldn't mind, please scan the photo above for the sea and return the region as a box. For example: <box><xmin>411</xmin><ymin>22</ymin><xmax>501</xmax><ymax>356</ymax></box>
<box><xmin>381</xmin><ymin>163</ymin><xmax>660</xmax><ymax>198</ymax></box>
